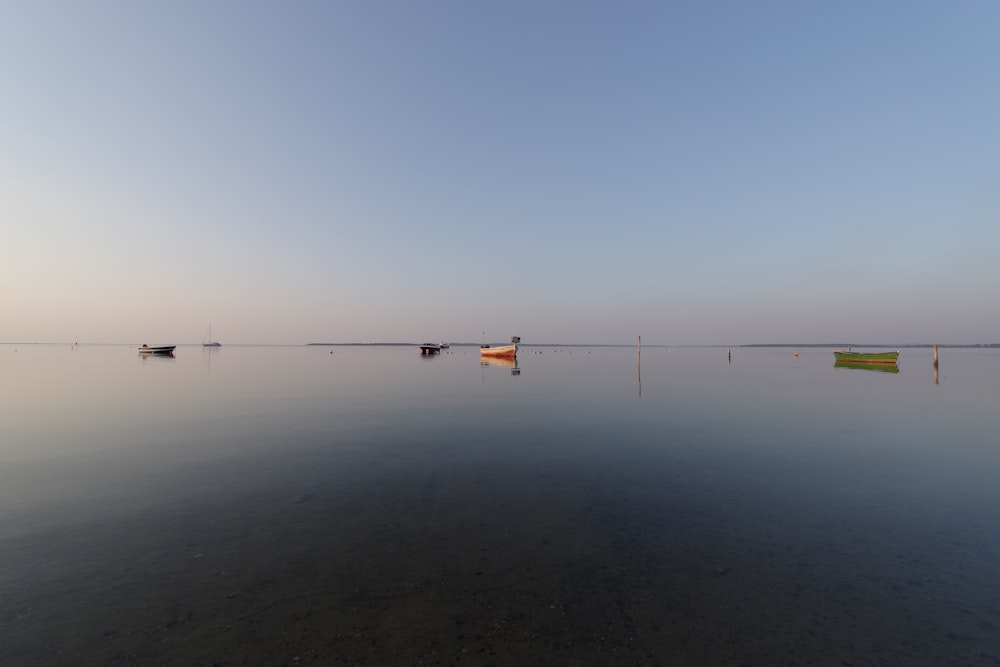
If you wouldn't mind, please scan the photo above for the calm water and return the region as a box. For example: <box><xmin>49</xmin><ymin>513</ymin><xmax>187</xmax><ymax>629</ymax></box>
<box><xmin>1</xmin><ymin>344</ymin><xmax>998</xmax><ymax>665</ymax></box>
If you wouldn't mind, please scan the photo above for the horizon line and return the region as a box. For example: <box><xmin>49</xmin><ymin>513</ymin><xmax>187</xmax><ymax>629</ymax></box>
<box><xmin>5</xmin><ymin>341</ymin><xmax>998</xmax><ymax>349</ymax></box>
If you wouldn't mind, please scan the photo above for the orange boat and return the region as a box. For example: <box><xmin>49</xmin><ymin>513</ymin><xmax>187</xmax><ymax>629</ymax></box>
<box><xmin>480</xmin><ymin>336</ymin><xmax>519</xmax><ymax>359</ymax></box>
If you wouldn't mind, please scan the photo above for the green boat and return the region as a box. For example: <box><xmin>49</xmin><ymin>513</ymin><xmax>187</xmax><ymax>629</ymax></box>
<box><xmin>832</xmin><ymin>348</ymin><xmax>899</xmax><ymax>364</ymax></box>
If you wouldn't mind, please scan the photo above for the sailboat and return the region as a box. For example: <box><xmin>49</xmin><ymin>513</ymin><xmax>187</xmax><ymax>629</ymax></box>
<box><xmin>202</xmin><ymin>325</ymin><xmax>221</xmax><ymax>347</ymax></box>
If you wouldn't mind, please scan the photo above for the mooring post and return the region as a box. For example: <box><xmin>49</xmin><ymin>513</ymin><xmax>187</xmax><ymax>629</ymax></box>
<box><xmin>933</xmin><ymin>344</ymin><xmax>939</xmax><ymax>385</ymax></box>
<box><xmin>637</xmin><ymin>335</ymin><xmax>642</xmax><ymax>398</ymax></box>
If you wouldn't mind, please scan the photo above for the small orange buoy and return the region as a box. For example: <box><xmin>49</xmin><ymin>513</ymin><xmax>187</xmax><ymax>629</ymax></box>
<box><xmin>794</xmin><ymin>352</ymin><xmax>799</xmax><ymax>358</ymax></box>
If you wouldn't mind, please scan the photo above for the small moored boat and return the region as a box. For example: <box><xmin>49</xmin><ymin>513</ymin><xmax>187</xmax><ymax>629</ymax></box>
<box><xmin>832</xmin><ymin>348</ymin><xmax>899</xmax><ymax>364</ymax></box>
<box><xmin>481</xmin><ymin>336</ymin><xmax>519</xmax><ymax>359</ymax></box>
<box><xmin>419</xmin><ymin>343</ymin><xmax>442</xmax><ymax>355</ymax></box>
<box><xmin>139</xmin><ymin>345</ymin><xmax>176</xmax><ymax>356</ymax></box>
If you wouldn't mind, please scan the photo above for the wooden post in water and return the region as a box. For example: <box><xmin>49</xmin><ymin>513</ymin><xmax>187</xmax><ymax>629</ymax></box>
<box><xmin>637</xmin><ymin>335</ymin><xmax>642</xmax><ymax>397</ymax></box>
<box><xmin>933</xmin><ymin>344</ymin><xmax>939</xmax><ymax>385</ymax></box>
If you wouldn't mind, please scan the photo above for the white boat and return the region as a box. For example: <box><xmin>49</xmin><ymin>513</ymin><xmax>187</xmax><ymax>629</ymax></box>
<box><xmin>138</xmin><ymin>345</ymin><xmax>176</xmax><ymax>356</ymax></box>
<box><xmin>480</xmin><ymin>336</ymin><xmax>519</xmax><ymax>359</ymax></box>
<box><xmin>202</xmin><ymin>325</ymin><xmax>221</xmax><ymax>347</ymax></box>
<box><xmin>419</xmin><ymin>343</ymin><xmax>442</xmax><ymax>355</ymax></box>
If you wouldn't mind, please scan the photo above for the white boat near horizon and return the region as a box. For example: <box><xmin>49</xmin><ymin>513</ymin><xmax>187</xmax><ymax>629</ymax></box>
<box><xmin>202</xmin><ymin>325</ymin><xmax>221</xmax><ymax>347</ymax></box>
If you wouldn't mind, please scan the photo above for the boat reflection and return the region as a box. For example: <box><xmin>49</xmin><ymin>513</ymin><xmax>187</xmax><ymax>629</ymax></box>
<box><xmin>138</xmin><ymin>352</ymin><xmax>176</xmax><ymax>362</ymax></box>
<box><xmin>834</xmin><ymin>360</ymin><xmax>899</xmax><ymax>374</ymax></box>
<box><xmin>138</xmin><ymin>344</ymin><xmax>176</xmax><ymax>356</ymax></box>
<box><xmin>480</xmin><ymin>357</ymin><xmax>520</xmax><ymax>376</ymax></box>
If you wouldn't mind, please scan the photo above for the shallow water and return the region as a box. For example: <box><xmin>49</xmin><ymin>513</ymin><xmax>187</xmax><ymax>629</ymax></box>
<box><xmin>1</xmin><ymin>344</ymin><xmax>998</xmax><ymax>665</ymax></box>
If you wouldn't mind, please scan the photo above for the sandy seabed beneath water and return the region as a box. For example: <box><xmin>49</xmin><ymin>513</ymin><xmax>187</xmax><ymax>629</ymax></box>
<box><xmin>2</xmin><ymin>444</ymin><xmax>998</xmax><ymax>666</ymax></box>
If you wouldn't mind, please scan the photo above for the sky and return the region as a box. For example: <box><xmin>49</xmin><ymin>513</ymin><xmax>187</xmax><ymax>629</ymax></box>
<box><xmin>2</xmin><ymin>1</ymin><xmax>998</xmax><ymax>345</ymax></box>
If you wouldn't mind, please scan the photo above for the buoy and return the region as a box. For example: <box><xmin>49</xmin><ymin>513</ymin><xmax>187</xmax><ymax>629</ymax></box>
<box><xmin>794</xmin><ymin>352</ymin><xmax>799</xmax><ymax>358</ymax></box>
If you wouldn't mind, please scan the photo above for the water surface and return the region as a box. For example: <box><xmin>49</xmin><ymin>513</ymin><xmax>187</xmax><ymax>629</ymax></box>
<box><xmin>2</xmin><ymin>344</ymin><xmax>998</xmax><ymax>665</ymax></box>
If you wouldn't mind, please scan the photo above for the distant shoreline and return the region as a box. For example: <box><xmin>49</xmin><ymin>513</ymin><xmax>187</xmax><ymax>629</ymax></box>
<box><xmin>4</xmin><ymin>342</ymin><xmax>998</xmax><ymax>349</ymax></box>
<box><xmin>738</xmin><ymin>343</ymin><xmax>1000</xmax><ymax>349</ymax></box>
<box><xmin>306</xmin><ymin>342</ymin><xmax>1000</xmax><ymax>349</ymax></box>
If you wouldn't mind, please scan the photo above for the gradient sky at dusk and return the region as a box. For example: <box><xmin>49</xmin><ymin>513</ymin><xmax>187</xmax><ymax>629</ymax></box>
<box><xmin>3</xmin><ymin>1</ymin><xmax>998</xmax><ymax>345</ymax></box>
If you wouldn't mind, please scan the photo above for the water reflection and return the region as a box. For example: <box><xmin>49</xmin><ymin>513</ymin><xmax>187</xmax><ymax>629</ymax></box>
<box><xmin>4</xmin><ymin>345</ymin><xmax>999</xmax><ymax>666</ymax></box>
<box><xmin>834</xmin><ymin>360</ymin><xmax>900</xmax><ymax>374</ymax></box>
<box><xmin>201</xmin><ymin>345</ymin><xmax>219</xmax><ymax>373</ymax></box>
<box><xmin>480</xmin><ymin>357</ymin><xmax>520</xmax><ymax>375</ymax></box>
<box><xmin>137</xmin><ymin>351</ymin><xmax>176</xmax><ymax>363</ymax></box>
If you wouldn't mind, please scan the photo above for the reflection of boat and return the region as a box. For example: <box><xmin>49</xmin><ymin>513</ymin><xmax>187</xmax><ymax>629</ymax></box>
<box><xmin>419</xmin><ymin>343</ymin><xmax>442</xmax><ymax>355</ymax></box>
<box><xmin>202</xmin><ymin>325</ymin><xmax>221</xmax><ymax>347</ymax></box>
<box><xmin>832</xmin><ymin>348</ymin><xmax>899</xmax><ymax>364</ymax></box>
<box><xmin>481</xmin><ymin>336</ymin><xmax>519</xmax><ymax>359</ymax></box>
<box><xmin>480</xmin><ymin>356</ymin><xmax>520</xmax><ymax>376</ymax></box>
<box><xmin>139</xmin><ymin>345</ymin><xmax>176</xmax><ymax>356</ymax></box>
<box><xmin>480</xmin><ymin>356</ymin><xmax>517</xmax><ymax>369</ymax></box>
<box><xmin>835</xmin><ymin>360</ymin><xmax>900</xmax><ymax>374</ymax></box>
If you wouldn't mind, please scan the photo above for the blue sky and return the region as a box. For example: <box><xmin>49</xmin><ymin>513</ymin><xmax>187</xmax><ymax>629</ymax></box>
<box><xmin>2</xmin><ymin>1</ymin><xmax>997</xmax><ymax>345</ymax></box>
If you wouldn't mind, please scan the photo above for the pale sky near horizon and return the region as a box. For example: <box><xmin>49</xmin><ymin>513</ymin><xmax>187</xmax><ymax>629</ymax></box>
<box><xmin>2</xmin><ymin>1</ymin><xmax>998</xmax><ymax>345</ymax></box>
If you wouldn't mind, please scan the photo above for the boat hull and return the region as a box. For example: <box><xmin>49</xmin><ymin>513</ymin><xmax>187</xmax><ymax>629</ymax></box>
<box><xmin>480</xmin><ymin>344</ymin><xmax>517</xmax><ymax>359</ymax></box>
<box><xmin>419</xmin><ymin>344</ymin><xmax>442</xmax><ymax>355</ymax></box>
<box><xmin>832</xmin><ymin>351</ymin><xmax>898</xmax><ymax>364</ymax></box>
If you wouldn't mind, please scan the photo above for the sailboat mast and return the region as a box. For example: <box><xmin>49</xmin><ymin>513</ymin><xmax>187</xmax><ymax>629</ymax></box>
<box><xmin>202</xmin><ymin>324</ymin><xmax>221</xmax><ymax>347</ymax></box>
